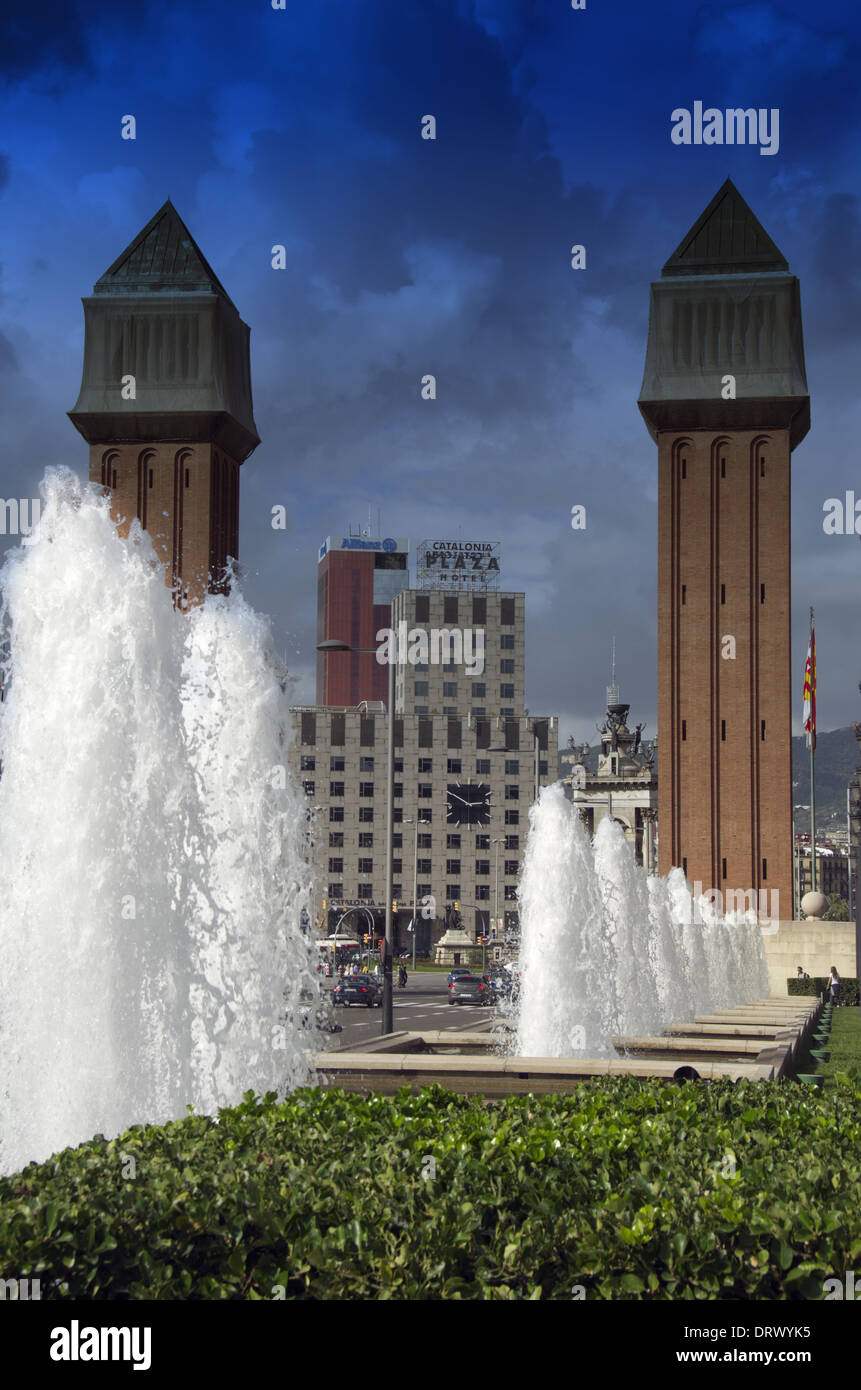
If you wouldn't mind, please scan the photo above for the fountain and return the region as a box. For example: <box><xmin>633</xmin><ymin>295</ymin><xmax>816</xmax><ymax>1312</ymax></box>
<box><xmin>0</xmin><ymin>470</ymin><xmax>320</xmax><ymax>1175</ymax></box>
<box><xmin>516</xmin><ymin>785</ymin><xmax>771</xmax><ymax>1056</ymax></box>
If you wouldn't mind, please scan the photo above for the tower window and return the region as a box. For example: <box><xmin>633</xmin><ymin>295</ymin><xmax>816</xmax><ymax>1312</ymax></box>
<box><xmin>681</xmin><ymin>458</ymin><xmax>687</xmax><ymax>479</ymax></box>
<box><xmin>185</xmin><ymin>468</ymin><xmax>190</xmax><ymax>488</ymax></box>
<box><xmin>682</xmin><ymin>585</ymin><xmax>686</xmax><ymax>605</ymax></box>
<box><xmin>760</xmin><ymin>584</ymin><xmax>765</xmax><ymax>604</ymax></box>
<box><xmin>761</xmin><ymin>720</ymin><xmax>766</xmax><ymax>742</ymax></box>
<box><xmin>763</xmin><ymin>858</ymin><xmax>767</xmax><ymax>881</ymax></box>
<box><xmin>720</xmin><ymin>583</ymin><xmax>726</xmax><ymax>605</ymax></box>
<box><xmin>149</xmin><ymin>470</ymin><xmax>153</xmax><ymax>488</ymax></box>
<box><xmin>720</xmin><ymin>457</ymin><xmax>726</xmax><ymax>478</ymax></box>
<box><xmin>682</xmin><ymin>857</ymin><xmax>687</xmax><ymax>876</ymax></box>
<box><xmin>722</xmin><ymin>857</ymin><xmax>727</xmax><ymax>879</ymax></box>
<box><xmin>760</xmin><ymin>458</ymin><xmax>766</xmax><ymax>477</ymax></box>
<box><xmin>721</xmin><ymin>719</ymin><xmax>726</xmax><ymax>741</ymax></box>
<box><xmin>681</xmin><ymin>719</ymin><xmax>687</xmax><ymax>741</ymax></box>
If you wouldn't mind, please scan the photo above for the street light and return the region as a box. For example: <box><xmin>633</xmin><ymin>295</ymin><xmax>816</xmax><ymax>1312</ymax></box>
<box><xmin>404</xmin><ymin>814</ymin><xmax>431</xmax><ymax>971</ymax></box>
<box><xmin>317</xmin><ymin>637</ymin><xmax>395</xmax><ymax>1033</ymax></box>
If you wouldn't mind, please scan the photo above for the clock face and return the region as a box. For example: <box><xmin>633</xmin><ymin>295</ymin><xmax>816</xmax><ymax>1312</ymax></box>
<box><xmin>446</xmin><ymin>783</ymin><xmax>491</xmax><ymax>827</ymax></box>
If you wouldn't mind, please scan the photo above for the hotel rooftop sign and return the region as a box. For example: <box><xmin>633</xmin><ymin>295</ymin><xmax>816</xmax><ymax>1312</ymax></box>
<box><xmin>416</xmin><ymin>540</ymin><xmax>501</xmax><ymax>590</ymax></box>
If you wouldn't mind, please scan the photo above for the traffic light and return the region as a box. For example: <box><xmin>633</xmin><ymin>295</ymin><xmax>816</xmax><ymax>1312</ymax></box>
<box><xmin>392</xmin><ymin>899</ymin><xmax>398</xmax><ymax>911</ymax></box>
<box><xmin>363</xmin><ymin>933</ymin><xmax>370</xmax><ymax>943</ymax></box>
<box><xmin>321</xmin><ymin>898</ymin><xmax>327</xmax><ymax>910</ymax></box>
<box><xmin>454</xmin><ymin>900</ymin><xmax>460</xmax><ymax>911</ymax></box>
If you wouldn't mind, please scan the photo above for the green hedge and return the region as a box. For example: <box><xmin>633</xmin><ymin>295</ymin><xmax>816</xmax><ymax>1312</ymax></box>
<box><xmin>2</xmin><ymin>1081</ymin><xmax>861</xmax><ymax>1300</ymax></box>
<box><xmin>788</xmin><ymin>976</ymin><xmax>859</xmax><ymax>1007</ymax></box>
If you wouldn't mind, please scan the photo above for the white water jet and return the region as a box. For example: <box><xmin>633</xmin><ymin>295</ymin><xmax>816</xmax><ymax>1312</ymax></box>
<box><xmin>517</xmin><ymin>784</ymin><xmax>770</xmax><ymax>1056</ymax></box>
<box><xmin>0</xmin><ymin>470</ymin><xmax>319</xmax><ymax>1174</ymax></box>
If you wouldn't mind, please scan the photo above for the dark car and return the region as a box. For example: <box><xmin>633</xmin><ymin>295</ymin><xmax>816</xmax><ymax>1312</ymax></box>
<box><xmin>333</xmin><ymin>974</ymin><xmax>383</xmax><ymax>1008</ymax></box>
<box><xmin>446</xmin><ymin>967</ymin><xmax>473</xmax><ymax>987</ymax></box>
<box><xmin>448</xmin><ymin>973</ymin><xmax>491</xmax><ymax>1005</ymax></box>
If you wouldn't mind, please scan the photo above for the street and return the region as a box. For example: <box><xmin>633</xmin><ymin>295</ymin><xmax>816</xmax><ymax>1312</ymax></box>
<box><xmin>319</xmin><ymin>970</ymin><xmax>497</xmax><ymax>1048</ymax></box>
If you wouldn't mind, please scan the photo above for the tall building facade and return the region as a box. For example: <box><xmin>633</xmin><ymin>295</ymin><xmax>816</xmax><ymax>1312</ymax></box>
<box><xmin>69</xmin><ymin>200</ymin><xmax>259</xmax><ymax>606</ymax></box>
<box><xmin>316</xmin><ymin>533</ymin><xmax>409</xmax><ymax>704</ymax></box>
<box><xmin>639</xmin><ymin>180</ymin><xmax>810</xmax><ymax>916</ymax></box>
<box><xmin>392</xmin><ymin>589</ymin><xmax>524</xmax><ymax>718</ymax></box>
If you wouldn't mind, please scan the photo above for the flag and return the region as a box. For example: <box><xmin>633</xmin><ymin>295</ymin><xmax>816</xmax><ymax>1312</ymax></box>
<box><xmin>802</xmin><ymin>629</ymin><xmax>816</xmax><ymax>751</ymax></box>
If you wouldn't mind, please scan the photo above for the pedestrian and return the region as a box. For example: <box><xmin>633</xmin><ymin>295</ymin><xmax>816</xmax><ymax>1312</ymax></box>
<box><xmin>796</xmin><ymin>965</ymin><xmax>804</xmax><ymax>977</ymax></box>
<box><xmin>337</xmin><ymin>963</ymin><xmax>344</xmax><ymax>981</ymax></box>
<box><xmin>829</xmin><ymin>965</ymin><xmax>841</xmax><ymax>1007</ymax></box>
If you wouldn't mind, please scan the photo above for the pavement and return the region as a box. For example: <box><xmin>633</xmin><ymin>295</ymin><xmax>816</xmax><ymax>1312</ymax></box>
<box><xmin>318</xmin><ymin>971</ymin><xmax>497</xmax><ymax>1048</ymax></box>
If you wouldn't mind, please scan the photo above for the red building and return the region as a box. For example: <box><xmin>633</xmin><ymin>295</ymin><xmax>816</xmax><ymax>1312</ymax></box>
<box><xmin>316</xmin><ymin>533</ymin><xmax>409</xmax><ymax>705</ymax></box>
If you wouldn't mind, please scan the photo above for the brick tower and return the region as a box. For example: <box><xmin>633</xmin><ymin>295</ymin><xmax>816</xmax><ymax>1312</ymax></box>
<box><xmin>69</xmin><ymin>200</ymin><xmax>260</xmax><ymax>607</ymax></box>
<box><xmin>639</xmin><ymin>179</ymin><xmax>810</xmax><ymax>918</ymax></box>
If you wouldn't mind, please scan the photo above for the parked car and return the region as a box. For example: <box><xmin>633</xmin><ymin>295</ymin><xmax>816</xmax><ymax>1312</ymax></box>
<box><xmin>447</xmin><ymin>967</ymin><xmax>473</xmax><ymax>987</ymax></box>
<box><xmin>448</xmin><ymin>973</ymin><xmax>491</xmax><ymax>1005</ymax></box>
<box><xmin>333</xmin><ymin>974</ymin><xmax>383</xmax><ymax>1008</ymax></box>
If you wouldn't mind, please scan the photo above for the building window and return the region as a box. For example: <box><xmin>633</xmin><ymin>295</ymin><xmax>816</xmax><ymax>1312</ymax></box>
<box><xmin>359</xmin><ymin>782</ymin><xmax>374</xmax><ymax>797</ymax></box>
<box><xmin>329</xmin><ymin>832</ymin><xmax>344</xmax><ymax>847</ymax></box>
<box><xmin>330</xmin><ymin>713</ymin><xmax>346</xmax><ymax>746</ymax></box>
<box><xmin>329</xmin><ymin>807</ymin><xmax>344</xmax><ymax>823</ymax></box>
<box><xmin>360</xmin><ymin>716</ymin><xmax>375</xmax><ymax>747</ymax></box>
<box><xmin>358</xmin><ymin>807</ymin><xmax>374</xmax><ymax>823</ymax></box>
<box><xmin>447</xmin><ymin>718</ymin><xmax>462</xmax><ymax>750</ymax></box>
<box><xmin>476</xmin><ymin>884</ymin><xmax>490</xmax><ymax>900</ymax></box>
<box><xmin>392</xmin><ymin>834</ymin><xmax>402</xmax><ymax>849</ymax></box>
<box><xmin>720</xmin><ymin>583</ymin><xmax>726</xmax><ymax>604</ymax></box>
<box><xmin>328</xmin><ymin>858</ymin><xmax>343</xmax><ymax>873</ymax></box>
<box><xmin>475</xmin><ymin>860</ymin><xmax>490</xmax><ymax>875</ymax></box>
<box><xmin>330</xmin><ymin>781</ymin><xmax>345</xmax><ymax>797</ymax></box>
<box><xmin>328</xmin><ymin>884</ymin><xmax>343</xmax><ymax>899</ymax></box>
<box><xmin>414</xmin><ymin>662</ymin><xmax>429</xmax><ymax>672</ymax></box>
<box><xmin>473</xmin><ymin>596</ymin><xmax>487</xmax><ymax>625</ymax></box>
<box><xmin>500</xmin><ymin>598</ymin><xmax>515</xmax><ymax>625</ymax></box>
<box><xmin>417</xmin><ymin>883</ymin><xmax>432</xmax><ymax>899</ymax></box>
<box><xmin>682</xmin><ymin>720</ymin><xmax>687</xmax><ymax>741</ymax></box>
<box><xmin>721</xmin><ymin>720</ymin><xmax>726</xmax><ymax>742</ymax></box>
<box><xmin>501</xmin><ymin>634</ymin><xmax>515</xmax><ymax>650</ymax></box>
<box><xmin>476</xmin><ymin>759</ymin><xmax>491</xmax><ymax>775</ymax></box>
<box><xmin>415</xmin><ymin>595</ymin><xmax>430</xmax><ymax>622</ymax></box>
<box><xmin>302</xmin><ymin>780</ymin><xmax>315</xmax><ymax>795</ymax></box>
<box><xmin>446</xmin><ymin>859</ymin><xmax>461</xmax><ymax>875</ymax></box>
<box><xmin>505</xmin><ymin>785</ymin><xmax>519</xmax><ymax>800</ymax></box>
<box><xmin>418</xmin><ymin>833</ymin><xmax>432</xmax><ymax>848</ymax></box>
<box><xmin>446</xmin><ymin>885</ymin><xmax>461</xmax><ymax>902</ymax></box>
<box><xmin>681</xmin><ymin>458</ymin><xmax>687</xmax><ymax>479</ymax></box>
<box><xmin>393</xmin><ymin>783</ymin><xmax>403</xmax><ymax>798</ymax></box>
<box><xmin>444</xmin><ymin>597</ymin><xmax>458</xmax><ymax>624</ymax></box>
<box><xmin>722</xmin><ymin>857</ymin><xmax>727</xmax><ymax>879</ymax></box>
<box><xmin>473</xmin><ymin>708</ymin><xmax>486</xmax><ymax>717</ymax></box>
<box><xmin>472</xmin><ymin>683</ymin><xmax>486</xmax><ymax>698</ymax></box>
<box><xmin>394</xmin><ymin>758</ymin><xmax>403</xmax><ymax>773</ymax></box>
<box><xmin>761</xmin><ymin>584</ymin><xmax>765</xmax><ymax>604</ymax></box>
<box><xmin>443</xmin><ymin>682</ymin><xmax>458</xmax><ymax>697</ymax></box>
<box><xmin>446</xmin><ymin>833</ymin><xmax>461</xmax><ymax>849</ymax></box>
<box><xmin>505</xmin><ymin>760</ymin><xmax>520</xmax><ymax>775</ymax></box>
<box><xmin>418</xmin><ymin>718</ymin><xmax>433</xmax><ymax>749</ymax></box>
<box><xmin>505</xmin><ymin>810</ymin><xmax>520</xmax><ymax>825</ymax></box>
<box><xmin>539</xmin><ymin>761</ymin><xmax>548</xmax><ymax>776</ymax></box>
<box><xmin>503</xmin><ymin>885</ymin><xmax>518</xmax><ymax>900</ymax></box>
<box><xmin>500</xmin><ymin>708</ymin><xmax>514</xmax><ymax>717</ymax></box>
<box><xmin>300</xmin><ymin>755</ymin><xmax>316</xmax><ymax>771</ymax></box>
<box><xmin>761</xmin><ymin>720</ymin><xmax>766</xmax><ymax>741</ymax></box>
<box><xmin>415</xmin><ymin>681</ymin><xmax>429</xmax><ymax>696</ymax></box>
<box><xmin>447</xmin><ymin>759</ymin><xmax>462</xmax><ymax>774</ymax></box>
<box><xmin>358</xmin><ymin>884</ymin><xmax>373</xmax><ymax>901</ymax></box>
<box><xmin>500</xmin><ymin>684</ymin><xmax>515</xmax><ymax>699</ymax></box>
<box><xmin>418</xmin><ymin>758</ymin><xmax>433</xmax><ymax>774</ymax></box>
<box><xmin>394</xmin><ymin>808</ymin><xmax>403</xmax><ymax>823</ymax></box>
<box><xmin>358</xmin><ymin>858</ymin><xmax>373</xmax><ymax>874</ymax></box>
<box><xmin>301</xmin><ymin>713</ymin><xmax>316</xmax><ymax>745</ymax></box>
<box><xmin>504</xmin><ymin>860</ymin><xmax>519</xmax><ymax>876</ymax></box>
<box><xmin>682</xmin><ymin>585</ymin><xmax>686</xmax><ymax>605</ymax></box>
<box><xmin>359</xmin><ymin>832</ymin><xmax>374</xmax><ymax>848</ymax></box>
<box><xmin>330</xmin><ymin>755</ymin><xmax>345</xmax><ymax>772</ymax></box>
<box><xmin>359</xmin><ymin>756</ymin><xmax>374</xmax><ymax>772</ymax></box>
<box><xmin>500</xmin><ymin>659</ymin><xmax>515</xmax><ymax>673</ymax></box>
<box><xmin>682</xmin><ymin>858</ymin><xmax>687</xmax><ymax>876</ymax></box>
<box><xmin>417</xmin><ymin>859</ymin><xmax>432</xmax><ymax>875</ymax></box>
<box><xmin>418</xmin><ymin>783</ymin><xmax>433</xmax><ymax>799</ymax></box>
<box><xmin>442</xmin><ymin>661</ymin><xmax>457</xmax><ymax>673</ymax></box>
<box><xmin>763</xmin><ymin>858</ymin><xmax>767</xmax><ymax>880</ymax></box>
<box><xmin>720</xmin><ymin>457</ymin><xmax>726</xmax><ymax>478</ymax></box>
<box><xmin>476</xmin><ymin>835</ymin><xmax>490</xmax><ymax>849</ymax></box>
<box><xmin>760</xmin><ymin>457</ymin><xmax>765</xmax><ymax>477</ymax></box>
<box><xmin>505</xmin><ymin>834</ymin><xmax>519</xmax><ymax>849</ymax></box>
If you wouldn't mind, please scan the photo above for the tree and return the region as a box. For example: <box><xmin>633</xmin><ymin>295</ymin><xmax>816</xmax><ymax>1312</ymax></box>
<box><xmin>823</xmin><ymin>893</ymin><xmax>851</xmax><ymax>921</ymax></box>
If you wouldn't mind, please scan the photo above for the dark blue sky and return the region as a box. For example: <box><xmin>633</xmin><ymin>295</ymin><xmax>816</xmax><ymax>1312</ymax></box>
<box><xmin>2</xmin><ymin>0</ymin><xmax>860</xmax><ymax>742</ymax></box>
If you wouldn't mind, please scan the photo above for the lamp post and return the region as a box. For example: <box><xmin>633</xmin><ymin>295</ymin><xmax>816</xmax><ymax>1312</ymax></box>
<box><xmin>404</xmin><ymin>814</ymin><xmax>430</xmax><ymax>971</ymax></box>
<box><xmin>318</xmin><ymin>638</ymin><xmax>395</xmax><ymax>1033</ymax></box>
<box><xmin>486</xmin><ymin>740</ymin><xmax>508</xmax><ymax>945</ymax></box>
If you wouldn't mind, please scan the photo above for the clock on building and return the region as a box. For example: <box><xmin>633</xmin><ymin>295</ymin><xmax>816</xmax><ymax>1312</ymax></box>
<box><xmin>446</xmin><ymin>783</ymin><xmax>491</xmax><ymax>826</ymax></box>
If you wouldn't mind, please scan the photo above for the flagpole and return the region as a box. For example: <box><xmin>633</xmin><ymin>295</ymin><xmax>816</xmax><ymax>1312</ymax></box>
<box><xmin>809</xmin><ymin>607</ymin><xmax>816</xmax><ymax>895</ymax></box>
